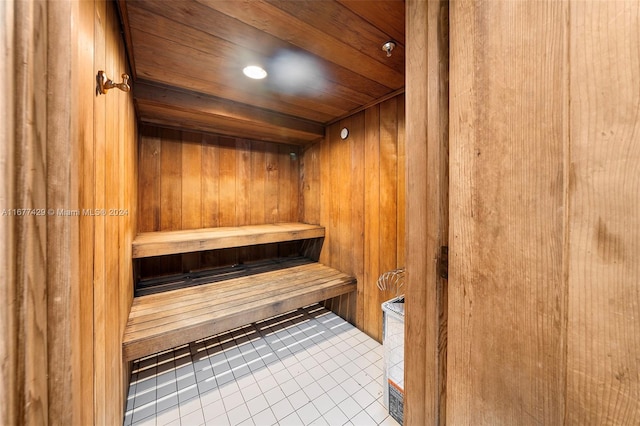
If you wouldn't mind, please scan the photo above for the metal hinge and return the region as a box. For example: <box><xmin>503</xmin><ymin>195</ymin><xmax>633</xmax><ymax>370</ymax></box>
<box><xmin>437</xmin><ymin>246</ymin><xmax>448</xmax><ymax>279</ymax></box>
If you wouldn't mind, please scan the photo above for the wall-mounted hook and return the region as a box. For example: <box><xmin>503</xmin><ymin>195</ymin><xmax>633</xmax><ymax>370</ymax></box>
<box><xmin>97</xmin><ymin>70</ymin><xmax>130</xmax><ymax>95</ymax></box>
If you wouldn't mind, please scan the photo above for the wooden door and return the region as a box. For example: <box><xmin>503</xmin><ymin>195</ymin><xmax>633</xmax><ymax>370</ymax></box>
<box><xmin>447</xmin><ymin>1</ymin><xmax>640</xmax><ymax>424</ymax></box>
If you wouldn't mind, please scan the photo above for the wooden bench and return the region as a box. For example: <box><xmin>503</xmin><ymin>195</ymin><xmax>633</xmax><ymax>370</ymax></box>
<box><xmin>132</xmin><ymin>222</ymin><xmax>326</xmax><ymax>258</ymax></box>
<box><xmin>124</xmin><ymin>222</ymin><xmax>356</xmax><ymax>361</ymax></box>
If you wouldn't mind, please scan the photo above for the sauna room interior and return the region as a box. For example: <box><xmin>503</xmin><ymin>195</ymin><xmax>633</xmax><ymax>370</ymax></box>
<box><xmin>2</xmin><ymin>0</ymin><xmax>639</xmax><ymax>425</ymax></box>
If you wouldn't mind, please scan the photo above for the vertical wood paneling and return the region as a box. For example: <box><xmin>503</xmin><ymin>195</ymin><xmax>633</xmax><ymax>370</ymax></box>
<box><xmin>449</xmin><ymin>1</ymin><xmax>568</xmax><ymax>424</ymax></box>
<box><xmin>181</xmin><ymin>131</ymin><xmax>203</xmax><ymax>271</ymax></box>
<box><xmin>77</xmin><ymin>0</ymin><xmax>95</xmax><ymax>423</ymax></box>
<box><xmin>160</xmin><ymin>129</ymin><xmax>183</xmax><ymax>231</ymax></box>
<box><xmin>305</xmin><ymin>93</ymin><xmax>406</xmax><ymax>341</ymax></box>
<box><xmin>92</xmin><ymin>0</ymin><xmax>107</xmax><ymax>422</ymax></box>
<box><xmin>138</xmin><ymin>126</ymin><xmax>161</xmax><ymax>232</ymax></box>
<box><xmin>264</xmin><ymin>142</ymin><xmax>280</xmax><ymax>224</ymax></box>
<box><xmin>363</xmin><ymin>105</ymin><xmax>381</xmax><ymax>339</ymax></box>
<box><xmin>48</xmin><ymin>0</ymin><xmax>82</xmax><ymax>423</ymax></box>
<box><xmin>201</xmin><ymin>133</ymin><xmax>220</xmax><ymax>228</ymax></box>
<box><xmin>104</xmin><ymin>4</ymin><xmax>120</xmax><ymax>419</ymax></box>
<box><xmin>567</xmin><ymin>2</ymin><xmax>640</xmax><ymax>423</ymax></box>
<box><xmin>3</xmin><ymin>0</ymin><xmax>136</xmax><ymax>424</ymax></box>
<box><xmin>0</xmin><ymin>0</ymin><xmax>16</xmax><ymax>420</ymax></box>
<box><xmin>218</xmin><ymin>136</ymin><xmax>237</xmax><ymax>227</ymax></box>
<box><xmin>138</xmin><ymin>127</ymin><xmax>302</xmax><ymax>273</ymax></box>
<box><xmin>300</xmin><ymin>143</ymin><xmax>321</xmax><ymax>225</ymax></box>
<box><xmin>9</xmin><ymin>0</ymin><xmax>49</xmax><ymax>423</ymax></box>
<box><xmin>350</xmin><ymin>112</ymin><xmax>366</xmax><ymax>327</ymax></box>
<box><xmin>405</xmin><ymin>1</ymin><xmax>448</xmax><ymax>424</ymax></box>
<box><xmin>236</xmin><ymin>139</ymin><xmax>251</xmax><ymax>226</ymax></box>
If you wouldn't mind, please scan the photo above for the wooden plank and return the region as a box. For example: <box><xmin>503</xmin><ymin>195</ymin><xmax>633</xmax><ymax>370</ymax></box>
<box><xmin>128</xmin><ymin>0</ymin><xmax>392</xmax><ymax>103</ymax></box>
<box><xmin>268</xmin><ymin>0</ymin><xmax>404</xmax><ymax>74</ymax></box>
<box><xmin>104</xmin><ymin>3</ymin><xmax>120</xmax><ymax>422</ymax></box>
<box><xmin>248</xmin><ymin>141</ymin><xmax>267</xmax><ymax>260</ymax></box>
<box><xmin>396</xmin><ymin>94</ymin><xmax>406</xmax><ymax>269</ymax></box>
<box><xmin>134</xmin><ymin>81</ymin><xmax>325</xmax><ymax>141</ymax></box>
<box><xmin>326</xmin><ymin>123</ymin><xmax>342</xmax><ymax>272</ymax></box>
<box><xmin>350</xmin><ymin>111</ymin><xmax>366</xmax><ymax>328</ymax></box>
<box><xmin>363</xmin><ymin>104</ymin><xmax>380</xmax><ymax>339</ymax></box>
<box><xmin>199</xmin><ymin>0</ymin><xmax>404</xmax><ymax>88</ymax></box>
<box><xmin>93</xmin><ymin>1</ymin><xmax>107</xmax><ymax>422</ymax></box>
<box><xmin>128</xmin><ymin>17</ymin><xmax>363</xmax><ymax>117</ymax></box>
<box><xmin>201</xmin><ymin>133</ymin><xmax>220</xmax><ymax>228</ymax></box>
<box><xmin>218</xmin><ymin>136</ymin><xmax>237</xmax><ymax>228</ymax></box>
<box><xmin>405</xmin><ymin>1</ymin><xmax>448</xmax><ymax>424</ymax></box>
<box><xmin>300</xmin><ymin>142</ymin><xmax>321</xmax><ymax>225</ymax></box>
<box><xmin>264</xmin><ymin>142</ymin><xmax>279</xmax><ymax>225</ymax></box>
<box><xmin>77</xmin><ymin>0</ymin><xmax>95</xmax><ymax>423</ymax></box>
<box><xmin>277</xmin><ymin>144</ymin><xmax>293</xmax><ymax>222</ymax></box>
<box><xmin>0</xmin><ymin>0</ymin><xmax>16</xmax><ymax>422</ymax></box>
<box><xmin>127</xmin><ymin>264</ymin><xmax>343</xmax><ymax>327</ymax></box>
<box><xmin>123</xmin><ymin>263</ymin><xmax>356</xmax><ymax>360</ymax></box>
<box><xmin>181</xmin><ymin>131</ymin><xmax>203</xmax><ymax>271</ymax></box>
<box><xmin>448</xmin><ymin>1</ymin><xmax>567</xmax><ymax>424</ymax></box>
<box><xmin>137</xmin><ymin>125</ymin><xmax>161</xmax><ymax>232</ymax></box>
<box><xmin>9</xmin><ymin>0</ymin><xmax>49</xmax><ymax>423</ymax></box>
<box><xmin>48</xmin><ymin>2</ymin><xmax>81</xmax><ymax>421</ymax></box>
<box><xmin>337</xmin><ymin>0</ymin><xmax>405</xmax><ymax>45</ymax></box>
<box><xmin>566</xmin><ymin>2</ymin><xmax>640</xmax><ymax>424</ymax></box>
<box><xmin>159</xmin><ymin>128</ymin><xmax>182</xmax><ymax>231</ymax></box>
<box><xmin>377</xmin><ymin>96</ymin><xmax>398</xmax><ymax>341</ymax></box>
<box><xmin>132</xmin><ymin>223</ymin><xmax>325</xmax><ymax>258</ymax></box>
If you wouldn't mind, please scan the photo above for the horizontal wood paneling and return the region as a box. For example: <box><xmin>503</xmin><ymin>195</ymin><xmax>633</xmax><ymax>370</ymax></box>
<box><xmin>134</xmin><ymin>81</ymin><xmax>325</xmax><ymax>145</ymax></box>
<box><xmin>303</xmin><ymin>94</ymin><xmax>406</xmax><ymax>342</ymax></box>
<box><xmin>121</xmin><ymin>0</ymin><xmax>404</xmax><ymax>124</ymax></box>
<box><xmin>138</xmin><ymin>125</ymin><xmax>302</xmax><ymax>276</ymax></box>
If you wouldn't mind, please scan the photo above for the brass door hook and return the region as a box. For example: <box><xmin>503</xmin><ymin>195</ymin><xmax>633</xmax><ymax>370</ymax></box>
<box><xmin>97</xmin><ymin>70</ymin><xmax>130</xmax><ymax>95</ymax></box>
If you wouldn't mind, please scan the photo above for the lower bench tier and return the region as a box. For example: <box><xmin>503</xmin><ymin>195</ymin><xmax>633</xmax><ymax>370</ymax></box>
<box><xmin>123</xmin><ymin>262</ymin><xmax>357</xmax><ymax>361</ymax></box>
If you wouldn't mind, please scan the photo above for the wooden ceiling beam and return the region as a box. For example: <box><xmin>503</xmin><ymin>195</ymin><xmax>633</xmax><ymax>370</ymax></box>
<box><xmin>134</xmin><ymin>81</ymin><xmax>325</xmax><ymax>144</ymax></box>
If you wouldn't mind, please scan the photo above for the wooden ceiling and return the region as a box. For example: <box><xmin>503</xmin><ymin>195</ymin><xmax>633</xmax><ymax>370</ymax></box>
<box><xmin>117</xmin><ymin>0</ymin><xmax>405</xmax><ymax>144</ymax></box>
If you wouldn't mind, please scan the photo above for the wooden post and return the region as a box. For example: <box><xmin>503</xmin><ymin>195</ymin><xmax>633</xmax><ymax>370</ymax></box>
<box><xmin>405</xmin><ymin>0</ymin><xmax>449</xmax><ymax>424</ymax></box>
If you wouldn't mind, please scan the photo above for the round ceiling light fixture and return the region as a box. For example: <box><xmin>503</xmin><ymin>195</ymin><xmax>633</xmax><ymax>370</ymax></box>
<box><xmin>243</xmin><ymin>65</ymin><xmax>267</xmax><ymax>80</ymax></box>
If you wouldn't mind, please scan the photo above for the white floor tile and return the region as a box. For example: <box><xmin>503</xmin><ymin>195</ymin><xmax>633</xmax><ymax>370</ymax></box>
<box><xmin>287</xmin><ymin>389</ymin><xmax>310</xmax><ymax>411</ymax></box>
<box><xmin>322</xmin><ymin>405</ymin><xmax>349</xmax><ymax>425</ymax></box>
<box><xmin>296</xmin><ymin>401</ymin><xmax>322</xmax><ymax>424</ymax></box>
<box><xmin>226</xmin><ymin>403</ymin><xmax>251</xmax><ymax>425</ymax></box>
<box><xmin>180</xmin><ymin>407</ymin><xmax>204</xmax><ymax>426</ymax></box>
<box><xmin>123</xmin><ymin>304</ymin><xmax>399</xmax><ymax>426</ymax></box>
<box><xmin>270</xmin><ymin>397</ymin><xmax>295</xmax><ymax>421</ymax></box>
<box><xmin>251</xmin><ymin>407</ymin><xmax>277</xmax><ymax>426</ymax></box>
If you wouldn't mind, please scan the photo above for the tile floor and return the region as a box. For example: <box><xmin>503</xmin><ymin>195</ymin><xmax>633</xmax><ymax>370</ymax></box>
<box><xmin>123</xmin><ymin>304</ymin><xmax>401</xmax><ymax>426</ymax></box>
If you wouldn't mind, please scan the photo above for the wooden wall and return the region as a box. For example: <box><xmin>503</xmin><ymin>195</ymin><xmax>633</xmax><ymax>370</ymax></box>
<box><xmin>1</xmin><ymin>0</ymin><xmax>137</xmax><ymax>424</ymax></box>
<box><xmin>82</xmin><ymin>0</ymin><xmax>138</xmax><ymax>424</ymax></box>
<box><xmin>447</xmin><ymin>1</ymin><xmax>640</xmax><ymax>424</ymax></box>
<box><xmin>404</xmin><ymin>0</ymin><xmax>449</xmax><ymax>424</ymax></box>
<box><xmin>302</xmin><ymin>94</ymin><xmax>406</xmax><ymax>342</ymax></box>
<box><xmin>138</xmin><ymin>125</ymin><xmax>301</xmax><ymax>232</ymax></box>
<box><xmin>137</xmin><ymin>125</ymin><xmax>302</xmax><ymax>275</ymax></box>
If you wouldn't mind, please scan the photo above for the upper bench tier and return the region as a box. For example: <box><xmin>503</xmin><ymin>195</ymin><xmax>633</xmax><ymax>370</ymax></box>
<box><xmin>132</xmin><ymin>222</ymin><xmax>325</xmax><ymax>258</ymax></box>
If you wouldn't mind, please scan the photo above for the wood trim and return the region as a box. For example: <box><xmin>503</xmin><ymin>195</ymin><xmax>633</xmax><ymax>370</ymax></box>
<box><xmin>325</xmin><ymin>87</ymin><xmax>406</xmax><ymax>126</ymax></box>
<box><xmin>134</xmin><ymin>81</ymin><xmax>325</xmax><ymax>144</ymax></box>
<box><xmin>404</xmin><ymin>0</ymin><xmax>449</xmax><ymax>425</ymax></box>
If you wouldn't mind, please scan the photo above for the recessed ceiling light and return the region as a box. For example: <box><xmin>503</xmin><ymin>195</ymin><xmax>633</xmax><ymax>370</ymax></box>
<box><xmin>243</xmin><ymin>65</ymin><xmax>267</xmax><ymax>80</ymax></box>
